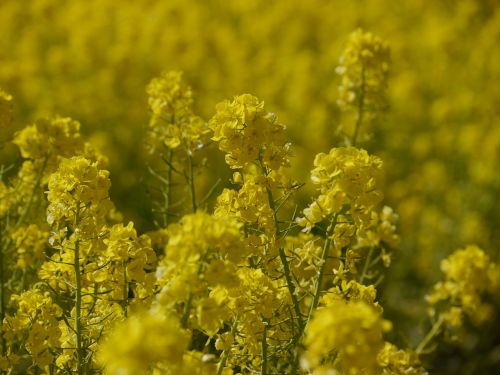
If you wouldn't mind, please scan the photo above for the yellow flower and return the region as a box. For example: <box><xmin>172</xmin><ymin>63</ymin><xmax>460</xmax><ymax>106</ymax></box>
<box><xmin>46</xmin><ymin>156</ymin><xmax>112</xmax><ymax>229</ymax></box>
<box><xmin>209</xmin><ymin>94</ymin><xmax>289</xmax><ymax>169</ymax></box>
<box><xmin>336</xmin><ymin>29</ymin><xmax>390</xmax><ymax>112</ymax></box>
<box><xmin>12</xmin><ymin>224</ymin><xmax>49</xmax><ymax>269</ymax></box>
<box><xmin>426</xmin><ymin>245</ymin><xmax>498</xmax><ymax>325</ymax></box>
<box><xmin>304</xmin><ymin>300</ymin><xmax>390</xmax><ymax>374</ymax></box>
<box><xmin>297</xmin><ymin>147</ymin><xmax>383</xmax><ymax>232</ymax></box>
<box><xmin>2</xmin><ymin>289</ymin><xmax>62</xmax><ymax>368</ymax></box>
<box><xmin>377</xmin><ymin>342</ymin><xmax>425</xmax><ymax>375</ymax></box>
<box><xmin>13</xmin><ymin>116</ymin><xmax>85</xmax><ymax>174</ymax></box>
<box><xmin>98</xmin><ymin>312</ymin><xmax>189</xmax><ymax>374</ymax></box>
<box><xmin>146</xmin><ymin>71</ymin><xmax>208</xmax><ymax>153</ymax></box>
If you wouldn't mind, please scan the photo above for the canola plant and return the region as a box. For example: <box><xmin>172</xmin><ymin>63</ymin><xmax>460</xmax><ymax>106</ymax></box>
<box><xmin>1</xmin><ymin>1</ymin><xmax>499</xmax><ymax>374</ymax></box>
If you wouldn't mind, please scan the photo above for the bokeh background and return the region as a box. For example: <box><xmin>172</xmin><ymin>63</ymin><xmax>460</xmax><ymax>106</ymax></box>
<box><xmin>1</xmin><ymin>0</ymin><xmax>499</xmax><ymax>373</ymax></box>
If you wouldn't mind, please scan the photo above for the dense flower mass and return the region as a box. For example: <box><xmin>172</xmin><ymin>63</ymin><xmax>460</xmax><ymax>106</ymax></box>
<box><xmin>304</xmin><ymin>299</ymin><xmax>391</xmax><ymax>374</ymax></box>
<box><xmin>297</xmin><ymin>146</ymin><xmax>384</xmax><ymax>231</ymax></box>
<box><xmin>46</xmin><ymin>156</ymin><xmax>112</xmax><ymax>229</ymax></box>
<box><xmin>426</xmin><ymin>245</ymin><xmax>499</xmax><ymax>326</ymax></box>
<box><xmin>1</xmin><ymin>3</ymin><xmax>500</xmax><ymax>373</ymax></box>
<box><xmin>209</xmin><ymin>94</ymin><xmax>290</xmax><ymax>169</ymax></box>
<box><xmin>146</xmin><ymin>71</ymin><xmax>208</xmax><ymax>153</ymax></box>
<box><xmin>98</xmin><ymin>312</ymin><xmax>189</xmax><ymax>374</ymax></box>
<box><xmin>336</xmin><ymin>28</ymin><xmax>390</xmax><ymax>112</ymax></box>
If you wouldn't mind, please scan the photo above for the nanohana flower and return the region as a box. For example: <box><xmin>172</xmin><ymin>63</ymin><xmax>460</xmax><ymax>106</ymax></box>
<box><xmin>426</xmin><ymin>245</ymin><xmax>499</xmax><ymax>325</ymax></box>
<box><xmin>13</xmin><ymin>116</ymin><xmax>86</xmax><ymax>174</ymax></box>
<box><xmin>303</xmin><ymin>299</ymin><xmax>391</xmax><ymax>374</ymax></box>
<box><xmin>146</xmin><ymin>71</ymin><xmax>208</xmax><ymax>153</ymax></box>
<box><xmin>209</xmin><ymin>94</ymin><xmax>290</xmax><ymax>169</ymax></box>
<box><xmin>46</xmin><ymin>156</ymin><xmax>112</xmax><ymax>229</ymax></box>
<box><xmin>297</xmin><ymin>146</ymin><xmax>383</xmax><ymax>232</ymax></box>
<box><xmin>98</xmin><ymin>312</ymin><xmax>189</xmax><ymax>374</ymax></box>
<box><xmin>336</xmin><ymin>28</ymin><xmax>390</xmax><ymax>112</ymax></box>
<box><xmin>377</xmin><ymin>342</ymin><xmax>426</xmax><ymax>375</ymax></box>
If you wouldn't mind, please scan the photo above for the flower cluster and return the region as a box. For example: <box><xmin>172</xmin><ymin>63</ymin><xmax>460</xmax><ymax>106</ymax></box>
<box><xmin>13</xmin><ymin>117</ymin><xmax>86</xmax><ymax>175</ymax></box>
<box><xmin>1</xmin><ymin>19</ymin><xmax>499</xmax><ymax>374</ymax></box>
<box><xmin>298</xmin><ymin>146</ymin><xmax>384</xmax><ymax>232</ymax></box>
<box><xmin>98</xmin><ymin>312</ymin><xmax>189</xmax><ymax>374</ymax></box>
<box><xmin>303</xmin><ymin>299</ymin><xmax>391</xmax><ymax>374</ymax></box>
<box><xmin>11</xmin><ymin>224</ymin><xmax>48</xmax><ymax>269</ymax></box>
<box><xmin>377</xmin><ymin>342</ymin><xmax>426</xmax><ymax>375</ymax></box>
<box><xmin>336</xmin><ymin>28</ymin><xmax>390</xmax><ymax>112</ymax></box>
<box><xmin>209</xmin><ymin>94</ymin><xmax>290</xmax><ymax>169</ymax></box>
<box><xmin>2</xmin><ymin>289</ymin><xmax>62</xmax><ymax>368</ymax></box>
<box><xmin>427</xmin><ymin>245</ymin><xmax>499</xmax><ymax>326</ymax></box>
<box><xmin>146</xmin><ymin>71</ymin><xmax>208</xmax><ymax>153</ymax></box>
<box><xmin>46</xmin><ymin>156</ymin><xmax>112</xmax><ymax>232</ymax></box>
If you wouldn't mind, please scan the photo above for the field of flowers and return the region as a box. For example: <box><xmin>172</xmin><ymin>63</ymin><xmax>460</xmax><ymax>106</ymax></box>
<box><xmin>1</xmin><ymin>0</ymin><xmax>499</xmax><ymax>374</ymax></box>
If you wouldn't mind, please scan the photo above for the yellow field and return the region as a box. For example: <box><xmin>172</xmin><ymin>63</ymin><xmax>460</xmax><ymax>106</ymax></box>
<box><xmin>1</xmin><ymin>1</ymin><xmax>499</xmax><ymax>374</ymax></box>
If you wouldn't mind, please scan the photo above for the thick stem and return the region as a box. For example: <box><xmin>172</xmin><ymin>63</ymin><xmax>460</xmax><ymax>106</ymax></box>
<box><xmin>307</xmin><ymin>215</ymin><xmax>337</xmax><ymax>323</ymax></box>
<box><xmin>260</xmin><ymin>162</ymin><xmax>304</xmax><ymax>374</ymax></box>
<box><xmin>73</xmin><ymin>205</ymin><xmax>84</xmax><ymax>374</ymax></box>
<box><xmin>162</xmin><ymin>149</ymin><xmax>173</xmax><ymax>227</ymax></box>
<box><xmin>416</xmin><ymin>315</ymin><xmax>444</xmax><ymax>355</ymax></box>
<box><xmin>180</xmin><ymin>292</ymin><xmax>193</xmax><ymax>329</ymax></box>
<box><xmin>187</xmin><ymin>153</ymin><xmax>197</xmax><ymax>213</ymax></box>
<box><xmin>178</xmin><ymin>154</ymin><xmax>198</xmax><ymax>329</ymax></box>
<box><xmin>278</xmin><ymin>249</ymin><xmax>304</xmax><ymax>332</ymax></box>
<box><xmin>359</xmin><ymin>246</ymin><xmax>375</xmax><ymax>284</ymax></box>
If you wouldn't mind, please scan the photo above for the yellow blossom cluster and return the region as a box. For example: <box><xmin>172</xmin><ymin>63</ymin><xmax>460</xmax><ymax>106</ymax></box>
<box><xmin>377</xmin><ymin>342</ymin><xmax>425</xmax><ymax>375</ymax></box>
<box><xmin>146</xmin><ymin>71</ymin><xmax>208</xmax><ymax>153</ymax></box>
<box><xmin>336</xmin><ymin>28</ymin><xmax>390</xmax><ymax>112</ymax></box>
<box><xmin>303</xmin><ymin>299</ymin><xmax>391</xmax><ymax>374</ymax></box>
<box><xmin>297</xmin><ymin>147</ymin><xmax>384</xmax><ymax>232</ymax></box>
<box><xmin>11</xmin><ymin>224</ymin><xmax>48</xmax><ymax>269</ymax></box>
<box><xmin>2</xmin><ymin>289</ymin><xmax>62</xmax><ymax>368</ymax></box>
<box><xmin>209</xmin><ymin>94</ymin><xmax>290</xmax><ymax>169</ymax></box>
<box><xmin>427</xmin><ymin>245</ymin><xmax>499</xmax><ymax>327</ymax></box>
<box><xmin>98</xmin><ymin>312</ymin><xmax>189</xmax><ymax>375</ymax></box>
<box><xmin>0</xmin><ymin>10</ymin><xmax>499</xmax><ymax>374</ymax></box>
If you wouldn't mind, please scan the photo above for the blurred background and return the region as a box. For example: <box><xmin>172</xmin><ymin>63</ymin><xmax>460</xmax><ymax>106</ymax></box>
<box><xmin>1</xmin><ymin>0</ymin><xmax>499</xmax><ymax>372</ymax></box>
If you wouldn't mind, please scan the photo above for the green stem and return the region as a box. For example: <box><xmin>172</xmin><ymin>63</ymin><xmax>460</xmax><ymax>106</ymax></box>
<box><xmin>307</xmin><ymin>215</ymin><xmax>337</xmax><ymax>323</ymax></box>
<box><xmin>73</xmin><ymin>204</ymin><xmax>84</xmax><ymax>375</ymax></box>
<box><xmin>163</xmin><ymin>149</ymin><xmax>173</xmax><ymax>227</ymax></box>
<box><xmin>178</xmin><ymin>154</ymin><xmax>198</xmax><ymax>329</ymax></box>
<box><xmin>187</xmin><ymin>153</ymin><xmax>197</xmax><ymax>213</ymax></box>
<box><xmin>278</xmin><ymin>249</ymin><xmax>304</xmax><ymax>332</ymax></box>
<box><xmin>416</xmin><ymin>315</ymin><xmax>444</xmax><ymax>355</ymax></box>
<box><xmin>351</xmin><ymin>66</ymin><xmax>366</xmax><ymax>147</ymax></box>
<box><xmin>259</xmin><ymin>161</ymin><xmax>304</xmax><ymax>373</ymax></box>
<box><xmin>180</xmin><ymin>292</ymin><xmax>193</xmax><ymax>329</ymax></box>
<box><xmin>359</xmin><ymin>246</ymin><xmax>375</xmax><ymax>284</ymax></box>
<box><xmin>262</xmin><ymin>171</ymin><xmax>302</xmax><ymax>329</ymax></box>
